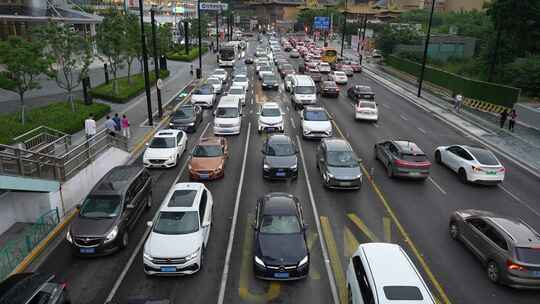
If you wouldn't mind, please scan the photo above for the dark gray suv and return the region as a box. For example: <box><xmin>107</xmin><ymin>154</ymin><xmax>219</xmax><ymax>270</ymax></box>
<box><xmin>67</xmin><ymin>165</ymin><xmax>152</xmax><ymax>256</ymax></box>
<box><xmin>449</xmin><ymin>209</ymin><xmax>540</xmax><ymax>289</ymax></box>
<box><xmin>316</xmin><ymin>138</ymin><xmax>362</xmax><ymax>190</ymax></box>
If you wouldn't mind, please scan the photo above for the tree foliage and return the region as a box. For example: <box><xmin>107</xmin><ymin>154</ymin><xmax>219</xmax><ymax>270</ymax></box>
<box><xmin>96</xmin><ymin>10</ymin><xmax>127</xmax><ymax>95</ymax></box>
<box><xmin>500</xmin><ymin>55</ymin><xmax>540</xmax><ymax>97</ymax></box>
<box><xmin>375</xmin><ymin>25</ymin><xmax>422</xmax><ymax>56</ymax></box>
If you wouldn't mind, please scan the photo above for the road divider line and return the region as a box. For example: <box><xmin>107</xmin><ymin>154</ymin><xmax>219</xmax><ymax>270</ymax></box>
<box><xmin>428</xmin><ymin>177</ymin><xmax>447</xmax><ymax>195</ymax></box>
<box><xmin>498</xmin><ymin>185</ymin><xmax>540</xmax><ymax>218</ymax></box>
<box><xmin>344</xmin><ymin>227</ymin><xmax>360</xmax><ymax>259</ymax></box>
<box><xmin>217</xmin><ymin>122</ymin><xmax>252</xmax><ymax>304</ymax></box>
<box><xmin>347</xmin><ymin>213</ymin><xmax>379</xmax><ymax>242</ymax></box>
<box><xmin>400</xmin><ymin>114</ymin><xmax>409</xmax><ymax>121</ymax></box>
<box><xmin>296</xmin><ymin>135</ymin><xmax>340</xmax><ymax>304</ymax></box>
<box><xmin>321</xmin><ymin>217</ymin><xmax>347</xmax><ymax>304</ymax></box>
<box><xmin>307</xmin><ymin>232</ymin><xmax>322</xmax><ymax>281</ymax></box>
<box><xmin>381</xmin><ymin>103</ymin><xmax>390</xmax><ymax>109</ymax></box>
<box><xmin>105</xmin><ymin>122</ymin><xmax>209</xmax><ymax>303</ymax></box>
<box><xmin>290</xmin><ymin>117</ymin><xmax>296</xmax><ymax>129</ymax></box>
<box><xmin>383</xmin><ymin>217</ymin><xmax>392</xmax><ymax>242</ymax></box>
<box><xmin>417</xmin><ymin>127</ymin><xmax>427</xmax><ymax>134</ymax></box>
<box><xmin>373</xmin><ymin>123</ymin><xmax>380</xmax><ymax>128</ymax></box>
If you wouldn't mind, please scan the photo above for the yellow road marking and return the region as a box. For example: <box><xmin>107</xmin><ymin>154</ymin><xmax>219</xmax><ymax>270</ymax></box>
<box><xmin>347</xmin><ymin>213</ymin><xmax>379</xmax><ymax>242</ymax></box>
<box><xmin>344</xmin><ymin>227</ymin><xmax>360</xmax><ymax>259</ymax></box>
<box><xmin>320</xmin><ymin>216</ymin><xmax>347</xmax><ymax>304</ymax></box>
<box><xmin>239</xmin><ymin>214</ymin><xmax>280</xmax><ymax>303</ymax></box>
<box><xmin>306</xmin><ymin>232</ymin><xmax>321</xmax><ymax>281</ymax></box>
<box><xmin>383</xmin><ymin>216</ymin><xmax>392</xmax><ymax>242</ymax></box>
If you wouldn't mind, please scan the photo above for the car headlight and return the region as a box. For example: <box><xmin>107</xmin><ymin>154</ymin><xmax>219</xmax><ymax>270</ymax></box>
<box><xmin>169</xmin><ymin>123</ymin><xmax>174</xmax><ymax>126</ymax></box>
<box><xmin>290</xmin><ymin>163</ymin><xmax>298</xmax><ymax>170</ymax></box>
<box><xmin>66</xmin><ymin>229</ymin><xmax>72</xmax><ymax>243</ymax></box>
<box><xmin>263</xmin><ymin>163</ymin><xmax>270</xmax><ymax>170</ymax></box>
<box><xmin>105</xmin><ymin>226</ymin><xmax>118</xmax><ymax>243</ymax></box>
<box><xmin>298</xmin><ymin>255</ymin><xmax>309</xmax><ymax>267</ymax></box>
<box><xmin>327</xmin><ymin>172</ymin><xmax>335</xmax><ymax>179</ymax></box>
<box><xmin>187</xmin><ymin>122</ymin><xmax>195</xmax><ymax>126</ymax></box>
<box><xmin>185</xmin><ymin>248</ymin><xmax>200</xmax><ymax>261</ymax></box>
<box><xmin>143</xmin><ymin>252</ymin><xmax>152</xmax><ymax>261</ymax></box>
<box><xmin>254</xmin><ymin>256</ymin><xmax>266</xmax><ymax>267</ymax></box>
<box><xmin>168</xmin><ymin>155</ymin><xmax>175</xmax><ymax>161</ymax></box>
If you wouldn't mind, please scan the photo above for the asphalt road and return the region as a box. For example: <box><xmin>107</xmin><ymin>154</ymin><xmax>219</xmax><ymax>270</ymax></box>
<box><xmin>36</xmin><ymin>38</ymin><xmax>540</xmax><ymax>304</ymax></box>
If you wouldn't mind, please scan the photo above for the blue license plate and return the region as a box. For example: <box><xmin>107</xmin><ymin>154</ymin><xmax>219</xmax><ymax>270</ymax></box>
<box><xmin>274</xmin><ymin>272</ymin><xmax>289</xmax><ymax>279</ymax></box>
<box><xmin>199</xmin><ymin>174</ymin><xmax>209</xmax><ymax>179</ymax></box>
<box><xmin>532</xmin><ymin>271</ymin><xmax>540</xmax><ymax>277</ymax></box>
<box><xmin>161</xmin><ymin>267</ymin><xmax>176</xmax><ymax>273</ymax></box>
<box><xmin>276</xmin><ymin>172</ymin><xmax>286</xmax><ymax>177</ymax></box>
<box><xmin>80</xmin><ymin>248</ymin><xmax>95</xmax><ymax>254</ymax></box>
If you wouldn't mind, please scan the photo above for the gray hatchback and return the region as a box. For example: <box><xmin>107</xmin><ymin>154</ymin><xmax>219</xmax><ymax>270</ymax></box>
<box><xmin>449</xmin><ymin>209</ymin><xmax>540</xmax><ymax>289</ymax></box>
<box><xmin>316</xmin><ymin>138</ymin><xmax>362</xmax><ymax>189</ymax></box>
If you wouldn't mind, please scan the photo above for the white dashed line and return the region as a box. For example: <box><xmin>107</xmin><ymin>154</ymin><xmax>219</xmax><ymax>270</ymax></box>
<box><xmin>427</xmin><ymin>177</ymin><xmax>447</xmax><ymax>195</ymax></box>
<box><xmin>417</xmin><ymin>127</ymin><xmax>427</xmax><ymax>134</ymax></box>
<box><xmin>381</xmin><ymin>103</ymin><xmax>390</xmax><ymax>109</ymax></box>
<box><xmin>373</xmin><ymin>123</ymin><xmax>380</xmax><ymax>128</ymax></box>
<box><xmin>498</xmin><ymin>185</ymin><xmax>540</xmax><ymax>218</ymax></box>
<box><xmin>400</xmin><ymin>114</ymin><xmax>409</xmax><ymax>121</ymax></box>
<box><xmin>290</xmin><ymin>117</ymin><xmax>296</xmax><ymax>129</ymax></box>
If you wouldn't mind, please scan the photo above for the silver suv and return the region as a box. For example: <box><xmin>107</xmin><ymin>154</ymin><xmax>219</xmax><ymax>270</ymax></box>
<box><xmin>449</xmin><ymin>209</ymin><xmax>540</xmax><ymax>288</ymax></box>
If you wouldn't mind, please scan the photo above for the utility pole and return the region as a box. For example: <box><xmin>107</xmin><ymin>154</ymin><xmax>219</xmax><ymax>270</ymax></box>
<box><xmin>216</xmin><ymin>11</ymin><xmax>220</xmax><ymax>52</ymax></box>
<box><xmin>340</xmin><ymin>0</ymin><xmax>347</xmax><ymax>58</ymax></box>
<box><xmin>359</xmin><ymin>14</ymin><xmax>368</xmax><ymax>65</ymax></box>
<box><xmin>197</xmin><ymin>0</ymin><xmax>202</xmax><ymax>79</ymax></box>
<box><xmin>417</xmin><ymin>0</ymin><xmax>436</xmax><ymax>98</ymax></box>
<box><xmin>151</xmin><ymin>6</ymin><xmax>163</xmax><ymax>118</ymax></box>
<box><xmin>488</xmin><ymin>13</ymin><xmax>501</xmax><ymax>82</ymax></box>
<box><xmin>138</xmin><ymin>0</ymin><xmax>153</xmax><ymax>126</ymax></box>
<box><xmin>324</xmin><ymin>5</ymin><xmax>329</xmax><ymax>46</ymax></box>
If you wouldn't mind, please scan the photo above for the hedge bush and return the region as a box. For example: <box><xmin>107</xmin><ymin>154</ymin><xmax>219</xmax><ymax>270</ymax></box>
<box><xmin>167</xmin><ymin>47</ymin><xmax>209</xmax><ymax>62</ymax></box>
<box><xmin>90</xmin><ymin>69</ymin><xmax>170</xmax><ymax>103</ymax></box>
<box><xmin>0</xmin><ymin>101</ymin><xmax>110</xmax><ymax>145</ymax></box>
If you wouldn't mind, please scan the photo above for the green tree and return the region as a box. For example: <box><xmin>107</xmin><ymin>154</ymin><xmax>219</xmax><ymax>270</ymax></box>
<box><xmin>500</xmin><ymin>55</ymin><xmax>540</xmax><ymax>97</ymax></box>
<box><xmin>96</xmin><ymin>12</ymin><xmax>127</xmax><ymax>95</ymax></box>
<box><xmin>124</xmin><ymin>14</ymin><xmax>141</xmax><ymax>84</ymax></box>
<box><xmin>35</xmin><ymin>23</ymin><xmax>94</xmax><ymax>112</ymax></box>
<box><xmin>0</xmin><ymin>37</ymin><xmax>50</xmax><ymax>124</ymax></box>
<box><xmin>375</xmin><ymin>25</ymin><xmax>422</xmax><ymax>56</ymax></box>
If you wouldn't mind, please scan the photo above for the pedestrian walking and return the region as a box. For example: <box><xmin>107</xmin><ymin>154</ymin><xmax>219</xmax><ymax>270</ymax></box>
<box><xmin>454</xmin><ymin>93</ymin><xmax>463</xmax><ymax>112</ymax></box>
<box><xmin>508</xmin><ymin>109</ymin><xmax>517</xmax><ymax>132</ymax></box>
<box><xmin>500</xmin><ymin>110</ymin><xmax>509</xmax><ymax>129</ymax></box>
<box><xmin>112</xmin><ymin>113</ymin><xmax>121</xmax><ymax>132</ymax></box>
<box><xmin>121</xmin><ymin>114</ymin><xmax>130</xmax><ymax>138</ymax></box>
<box><xmin>105</xmin><ymin>115</ymin><xmax>117</xmax><ymax>136</ymax></box>
<box><xmin>84</xmin><ymin>113</ymin><xmax>96</xmax><ymax>140</ymax></box>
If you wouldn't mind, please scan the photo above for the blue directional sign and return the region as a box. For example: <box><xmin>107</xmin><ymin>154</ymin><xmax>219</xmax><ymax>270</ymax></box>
<box><xmin>314</xmin><ymin>16</ymin><xmax>330</xmax><ymax>30</ymax></box>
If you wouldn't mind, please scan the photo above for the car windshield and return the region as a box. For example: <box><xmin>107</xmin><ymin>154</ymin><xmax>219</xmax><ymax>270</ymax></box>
<box><xmin>263</xmin><ymin>75</ymin><xmax>277</xmax><ymax>81</ymax></box>
<box><xmin>359</xmin><ymin>102</ymin><xmax>376</xmax><ymax>109</ymax></box>
<box><xmin>153</xmin><ymin>211</ymin><xmax>199</xmax><ymax>235</ymax></box>
<box><xmin>195</xmin><ymin>86</ymin><xmax>212</xmax><ymax>95</ymax></box>
<box><xmin>468</xmin><ymin>148</ymin><xmax>500</xmax><ymax>165</ymax></box>
<box><xmin>260</xmin><ymin>215</ymin><xmax>301</xmax><ymax>234</ymax></box>
<box><xmin>229</xmin><ymin>88</ymin><xmax>244</xmax><ymax>95</ymax></box>
<box><xmin>358</xmin><ymin>93</ymin><xmax>375</xmax><ymax>100</ymax></box>
<box><xmin>214</xmin><ymin>70</ymin><xmax>226</xmax><ymax>75</ymax></box>
<box><xmin>516</xmin><ymin>247</ymin><xmax>540</xmax><ymax>264</ymax></box>
<box><xmin>149</xmin><ymin>137</ymin><xmax>175</xmax><ymax>148</ymax></box>
<box><xmin>327</xmin><ymin>151</ymin><xmax>358</xmax><ymax>167</ymax></box>
<box><xmin>296</xmin><ymin>86</ymin><xmax>315</xmax><ymax>94</ymax></box>
<box><xmin>261</xmin><ymin>107</ymin><xmax>281</xmax><ymax>116</ymax></box>
<box><xmin>304</xmin><ymin>110</ymin><xmax>328</xmax><ymax>121</ymax></box>
<box><xmin>174</xmin><ymin>107</ymin><xmax>194</xmax><ymax>118</ymax></box>
<box><xmin>192</xmin><ymin>144</ymin><xmax>223</xmax><ymax>157</ymax></box>
<box><xmin>207</xmin><ymin>78</ymin><xmax>220</xmax><ymax>85</ymax></box>
<box><xmin>267</xmin><ymin>142</ymin><xmax>295</xmax><ymax>156</ymax></box>
<box><xmin>261</xmin><ymin>66</ymin><xmax>272</xmax><ymax>72</ymax></box>
<box><xmin>216</xmin><ymin>107</ymin><xmax>239</xmax><ymax>118</ymax></box>
<box><xmin>282</xmin><ymin>64</ymin><xmax>293</xmax><ymax>70</ymax></box>
<box><xmin>324</xmin><ymin>82</ymin><xmax>337</xmax><ymax>88</ymax></box>
<box><xmin>80</xmin><ymin>195</ymin><xmax>121</xmax><ymax>219</ymax></box>
<box><xmin>233</xmin><ymin>76</ymin><xmax>247</xmax><ymax>82</ymax></box>
<box><xmin>335</xmin><ymin>72</ymin><xmax>346</xmax><ymax>76</ymax></box>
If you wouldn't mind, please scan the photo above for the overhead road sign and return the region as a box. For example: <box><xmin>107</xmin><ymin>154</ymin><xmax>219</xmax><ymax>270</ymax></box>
<box><xmin>314</xmin><ymin>16</ymin><xmax>330</xmax><ymax>30</ymax></box>
<box><xmin>199</xmin><ymin>2</ymin><xmax>228</xmax><ymax>11</ymax></box>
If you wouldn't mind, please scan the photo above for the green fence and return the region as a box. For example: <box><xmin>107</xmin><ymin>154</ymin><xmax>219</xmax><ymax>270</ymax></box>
<box><xmin>386</xmin><ymin>55</ymin><xmax>520</xmax><ymax>108</ymax></box>
<box><xmin>0</xmin><ymin>208</ymin><xmax>60</xmax><ymax>281</ymax></box>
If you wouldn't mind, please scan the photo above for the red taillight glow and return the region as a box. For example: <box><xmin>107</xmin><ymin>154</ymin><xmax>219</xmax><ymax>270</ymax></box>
<box><xmin>61</xmin><ymin>282</ymin><xmax>68</xmax><ymax>289</ymax></box>
<box><xmin>472</xmin><ymin>165</ymin><xmax>483</xmax><ymax>172</ymax></box>
<box><xmin>507</xmin><ymin>260</ymin><xmax>526</xmax><ymax>271</ymax></box>
<box><xmin>498</xmin><ymin>167</ymin><xmax>506</xmax><ymax>173</ymax></box>
<box><xmin>395</xmin><ymin>159</ymin><xmax>431</xmax><ymax>168</ymax></box>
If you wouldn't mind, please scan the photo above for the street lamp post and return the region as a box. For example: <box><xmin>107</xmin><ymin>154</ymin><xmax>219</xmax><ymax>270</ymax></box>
<box><xmin>151</xmin><ymin>6</ymin><xmax>163</xmax><ymax>118</ymax></box>
<box><xmin>359</xmin><ymin>14</ymin><xmax>368</xmax><ymax>65</ymax></box>
<box><xmin>340</xmin><ymin>0</ymin><xmax>347</xmax><ymax>58</ymax></box>
<box><xmin>138</xmin><ymin>0</ymin><xmax>153</xmax><ymax>126</ymax></box>
<box><xmin>417</xmin><ymin>0</ymin><xmax>436</xmax><ymax>98</ymax></box>
<box><xmin>197</xmin><ymin>0</ymin><xmax>202</xmax><ymax>78</ymax></box>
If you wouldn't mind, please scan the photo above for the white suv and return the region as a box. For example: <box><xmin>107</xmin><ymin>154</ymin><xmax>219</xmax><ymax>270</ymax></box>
<box><xmin>143</xmin><ymin>183</ymin><xmax>213</xmax><ymax>275</ymax></box>
<box><xmin>258</xmin><ymin>102</ymin><xmax>284</xmax><ymax>133</ymax></box>
<box><xmin>143</xmin><ymin>129</ymin><xmax>187</xmax><ymax>168</ymax></box>
<box><xmin>301</xmin><ymin>107</ymin><xmax>332</xmax><ymax>139</ymax></box>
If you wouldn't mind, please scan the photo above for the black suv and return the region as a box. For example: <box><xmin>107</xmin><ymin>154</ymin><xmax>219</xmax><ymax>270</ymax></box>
<box><xmin>169</xmin><ymin>104</ymin><xmax>203</xmax><ymax>133</ymax></box>
<box><xmin>67</xmin><ymin>165</ymin><xmax>152</xmax><ymax>256</ymax></box>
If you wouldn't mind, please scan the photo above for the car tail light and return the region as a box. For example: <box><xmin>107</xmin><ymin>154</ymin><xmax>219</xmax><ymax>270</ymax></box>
<box><xmin>395</xmin><ymin>159</ymin><xmax>431</xmax><ymax>168</ymax></box>
<box><xmin>507</xmin><ymin>260</ymin><xmax>526</xmax><ymax>271</ymax></box>
<box><xmin>61</xmin><ymin>282</ymin><xmax>68</xmax><ymax>289</ymax></box>
<box><xmin>498</xmin><ymin>167</ymin><xmax>506</xmax><ymax>173</ymax></box>
<box><xmin>472</xmin><ymin>165</ymin><xmax>483</xmax><ymax>172</ymax></box>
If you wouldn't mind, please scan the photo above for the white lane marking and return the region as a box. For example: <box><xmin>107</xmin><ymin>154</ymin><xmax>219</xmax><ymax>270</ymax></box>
<box><xmin>217</xmin><ymin>122</ymin><xmax>252</xmax><ymax>304</ymax></box>
<box><xmin>400</xmin><ymin>114</ymin><xmax>408</xmax><ymax>121</ymax></box>
<box><xmin>381</xmin><ymin>103</ymin><xmax>390</xmax><ymax>109</ymax></box>
<box><xmin>251</xmin><ymin>97</ymin><xmax>254</xmax><ymax>105</ymax></box>
<box><xmin>427</xmin><ymin>177</ymin><xmax>447</xmax><ymax>195</ymax></box>
<box><xmin>290</xmin><ymin>117</ymin><xmax>296</xmax><ymax>129</ymax></box>
<box><xmin>417</xmin><ymin>127</ymin><xmax>427</xmax><ymax>134</ymax></box>
<box><xmin>106</xmin><ymin>122</ymin><xmax>210</xmax><ymax>303</ymax></box>
<box><xmin>296</xmin><ymin>135</ymin><xmax>340</xmax><ymax>304</ymax></box>
<box><xmin>373</xmin><ymin>123</ymin><xmax>380</xmax><ymax>128</ymax></box>
<box><xmin>498</xmin><ymin>184</ymin><xmax>540</xmax><ymax>218</ymax></box>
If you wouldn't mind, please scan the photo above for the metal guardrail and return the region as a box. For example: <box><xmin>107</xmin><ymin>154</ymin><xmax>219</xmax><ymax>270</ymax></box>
<box><xmin>12</xmin><ymin>125</ymin><xmax>71</xmax><ymax>154</ymax></box>
<box><xmin>0</xmin><ymin>130</ymin><xmax>128</xmax><ymax>182</ymax></box>
<box><xmin>0</xmin><ymin>208</ymin><xmax>60</xmax><ymax>281</ymax></box>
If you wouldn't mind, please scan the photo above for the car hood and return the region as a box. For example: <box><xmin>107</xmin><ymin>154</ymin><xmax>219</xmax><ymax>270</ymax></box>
<box><xmin>192</xmin><ymin>94</ymin><xmax>213</xmax><ymax>102</ymax></box>
<box><xmin>190</xmin><ymin>156</ymin><xmax>224</xmax><ymax>171</ymax></box>
<box><xmin>263</xmin><ymin>79</ymin><xmax>278</xmax><ymax>84</ymax></box>
<box><xmin>265</xmin><ymin>155</ymin><xmax>297</xmax><ymax>168</ymax></box>
<box><xmin>70</xmin><ymin>215</ymin><xmax>117</xmax><ymax>237</ymax></box>
<box><xmin>327</xmin><ymin>166</ymin><xmax>362</xmax><ymax>179</ymax></box>
<box><xmin>255</xmin><ymin>233</ymin><xmax>307</xmax><ymax>265</ymax></box>
<box><xmin>145</xmin><ymin>231</ymin><xmax>202</xmax><ymax>258</ymax></box>
<box><xmin>214</xmin><ymin>117</ymin><xmax>240</xmax><ymax>125</ymax></box>
<box><xmin>259</xmin><ymin>116</ymin><xmax>283</xmax><ymax>125</ymax></box>
<box><xmin>171</xmin><ymin>116</ymin><xmax>196</xmax><ymax>124</ymax></box>
<box><xmin>295</xmin><ymin>94</ymin><xmax>316</xmax><ymax>100</ymax></box>
<box><xmin>144</xmin><ymin>147</ymin><xmax>177</xmax><ymax>159</ymax></box>
<box><xmin>303</xmin><ymin>120</ymin><xmax>332</xmax><ymax>131</ymax></box>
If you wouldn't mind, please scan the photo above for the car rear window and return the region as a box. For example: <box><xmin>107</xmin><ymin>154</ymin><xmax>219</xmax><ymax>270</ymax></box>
<box><xmin>402</xmin><ymin>154</ymin><xmax>428</xmax><ymax>162</ymax></box>
<box><xmin>516</xmin><ymin>247</ymin><xmax>540</xmax><ymax>264</ymax></box>
<box><xmin>468</xmin><ymin>148</ymin><xmax>499</xmax><ymax>165</ymax></box>
<box><xmin>383</xmin><ymin>286</ymin><xmax>424</xmax><ymax>300</ymax></box>
<box><xmin>359</xmin><ymin>102</ymin><xmax>376</xmax><ymax>109</ymax></box>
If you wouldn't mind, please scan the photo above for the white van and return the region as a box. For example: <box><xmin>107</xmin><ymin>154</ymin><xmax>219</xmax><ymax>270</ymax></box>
<box><xmin>347</xmin><ymin>243</ymin><xmax>436</xmax><ymax>304</ymax></box>
<box><xmin>290</xmin><ymin>75</ymin><xmax>317</xmax><ymax>110</ymax></box>
<box><xmin>213</xmin><ymin>95</ymin><xmax>242</xmax><ymax>135</ymax></box>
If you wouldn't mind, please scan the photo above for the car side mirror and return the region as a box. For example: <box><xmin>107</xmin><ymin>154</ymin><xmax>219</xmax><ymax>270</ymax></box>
<box><xmin>76</xmin><ymin>204</ymin><xmax>82</xmax><ymax>210</ymax></box>
<box><xmin>146</xmin><ymin>221</ymin><xmax>153</xmax><ymax>227</ymax></box>
<box><xmin>145</xmin><ymin>143</ymin><xmax>149</xmax><ymax>147</ymax></box>
<box><xmin>126</xmin><ymin>204</ymin><xmax>135</xmax><ymax>209</ymax></box>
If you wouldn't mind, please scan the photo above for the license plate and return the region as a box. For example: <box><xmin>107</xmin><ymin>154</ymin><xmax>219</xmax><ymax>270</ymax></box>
<box><xmin>276</xmin><ymin>172</ymin><xmax>286</xmax><ymax>177</ymax></box>
<box><xmin>80</xmin><ymin>248</ymin><xmax>95</xmax><ymax>254</ymax></box>
<box><xmin>339</xmin><ymin>182</ymin><xmax>351</xmax><ymax>187</ymax></box>
<box><xmin>409</xmin><ymin>172</ymin><xmax>420</xmax><ymax>176</ymax></box>
<box><xmin>274</xmin><ymin>272</ymin><xmax>289</xmax><ymax>279</ymax></box>
<box><xmin>531</xmin><ymin>271</ymin><xmax>540</xmax><ymax>277</ymax></box>
<box><xmin>486</xmin><ymin>171</ymin><xmax>497</xmax><ymax>175</ymax></box>
<box><xmin>267</xmin><ymin>128</ymin><xmax>275</xmax><ymax>132</ymax></box>
<box><xmin>199</xmin><ymin>174</ymin><xmax>209</xmax><ymax>179</ymax></box>
<box><xmin>161</xmin><ymin>267</ymin><xmax>176</xmax><ymax>273</ymax></box>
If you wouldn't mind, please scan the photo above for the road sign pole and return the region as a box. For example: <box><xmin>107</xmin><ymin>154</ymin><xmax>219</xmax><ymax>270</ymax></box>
<box><xmin>197</xmin><ymin>0</ymin><xmax>202</xmax><ymax>79</ymax></box>
<box><xmin>151</xmin><ymin>7</ymin><xmax>163</xmax><ymax>118</ymax></box>
<box><xmin>138</xmin><ymin>0</ymin><xmax>153</xmax><ymax>126</ymax></box>
<box><xmin>417</xmin><ymin>0</ymin><xmax>436</xmax><ymax>98</ymax></box>
<box><xmin>340</xmin><ymin>0</ymin><xmax>347</xmax><ymax>59</ymax></box>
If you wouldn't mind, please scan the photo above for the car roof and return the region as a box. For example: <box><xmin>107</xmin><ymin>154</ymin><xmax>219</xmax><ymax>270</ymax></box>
<box><xmin>393</xmin><ymin>141</ymin><xmax>425</xmax><ymax>155</ymax></box>
<box><xmin>218</xmin><ymin>96</ymin><xmax>240</xmax><ymax>106</ymax></box>
<box><xmin>354</xmin><ymin>85</ymin><xmax>373</xmax><ymax>92</ymax></box>
<box><xmin>304</xmin><ymin>106</ymin><xmax>325</xmax><ymax>112</ymax></box>
<box><xmin>267</xmin><ymin>134</ymin><xmax>293</xmax><ymax>145</ymax></box>
<box><xmin>154</xmin><ymin>129</ymin><xmax>181</xmax><ymax>138</ymax></box>
<box><xmin>357</xmin><ymin>243</ymin><xmax>434</xmax><ymax>303</ymax></box>
<box><xmin>262</xmin><ymin>102</ymin><xmax>280</xmax><ymax>108</ymax></box>
<box><xmin>485</xmin><ymin>216</ymin><xmax>540</xmax><ymax>245</ymax></box>
<box><xmin>262</xmin><ymin>193</ymin><xmax>297</xmax><ymax>215</ymax></box>
<box><xmin>160</xmin><ymin>183</ymin><xmax>203</xmax><ymax>212</ymax></box>
<box><xmin>323</xmin><ymin>138</ymin><xmax>352</xmax><ymax>151</ymax></box>
<box><xmin>92</xmin><ymin>165</ymin><xmax>143</xmax><ymax>195</ymax></box>
<box><xmin>0</xmin><ymin>273</ymin><xmax>55</xmax><ymax>303</ymax></box>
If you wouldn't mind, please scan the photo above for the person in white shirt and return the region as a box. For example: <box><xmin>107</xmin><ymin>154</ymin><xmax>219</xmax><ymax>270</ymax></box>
<box><xmin>454</xmin><ymin>94</ymin><xmax>463</xmax><ymax>112</ymax></box>
<box><xmin>84</xmin><ymin>114</ymin><xmax>97</xmax><ymax>140</ymax></box>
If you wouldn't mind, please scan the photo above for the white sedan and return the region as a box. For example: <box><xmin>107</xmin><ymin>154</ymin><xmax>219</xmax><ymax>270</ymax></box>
<box><xmin>330</xmin><ymin>71</ymin><xmax>348</xmax><ymax>85</ymax></box>
<box><xmin>212</xmin><ymin>68</ymin><xmax>228</xmax><ymax>84</ymax></box>
<box><xmin>355</xmin><ymin>101</ymin><xmax>378</xmax><ymax>122</ymax></box>
<box><xmin>318</xmin><ymin>62</ymin><xmax>331</xmax><ymax>73</ymax></box>
<box><xmin>232</xmin><ymin>75</ymin><xmax>249</xmax><ymax>92</ymax></box>
<box><xmin>435</xmin><ymin>145</ymin><xmax>505</xmax><ymax>184</ymax></box>
<box><xmin>143</xmin><ymin>129</ymin><xmax>187</xmax><ymax>168</ymax></box>
<box><xmin>207</xmin><ymin>77</ymin><xmax>223</xmax><ymax>94</ymax></box>
<box><xmin>227</xmin><ymin>86</ymin><xmax>247</xmax><ymax>106</ymax></box>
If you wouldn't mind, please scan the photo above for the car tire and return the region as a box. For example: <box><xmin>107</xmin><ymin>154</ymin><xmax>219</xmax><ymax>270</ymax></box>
<box><xmin>458</xmin><ymin>168</ymin><xmax>468</xmax><ymax>184</ymax></box>
<box><xmin>348</xmin><ymin>286</ymin><xmax>353</xmax><ymax>304</ymax></box>
<box><xmin>449</xmin><ymin>221</ymin><xmax>460</xmax><ymax>240</ymax></box>
<box><xmin>386</xmin><ymin>164</ymin><xmax>394</xmax><ymax>178</ymax></box>
<box><xmin>435</xmin><ymin>151</ymin><xmax>442</xmax><ymax>164</ymax></box>
<box><xmin>487</xmin><ymin>261</ymin><xmax>500</xmax><ymax>284</ymax></box>
<box><xmin>146</xmin><ymin>193</ymin><xmax>152</xmax><ymax>209</ymax></box>
<box><xmin>374</xmin><ymin>146</ymin><xmax>379</xmax><ymax>161</ymax></box>
<box><xmin>120</xmin><ymin>231</ymin><xmax>129</xmax><ymax>249</ymax></box>
<box><xmin>199</xmin><ymin>247</ymin><xmax>205</xmax><ymax>271</ymax></box>
<box><xmin>175</xmin><ymin>155</ymin><xmax>180</xmax><ymax>167</ymax></box>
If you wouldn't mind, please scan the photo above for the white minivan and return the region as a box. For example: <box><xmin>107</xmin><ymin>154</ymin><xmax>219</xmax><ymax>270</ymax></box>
<box><xmin>291</xmin><ymin>75</ymin><xmax>317</xmax><ymax>110</ymax></box>
<box><xmin>347</xmin><ymin>243</ymin><xmax>436</xmax><ymax>304</ymax></box>
<box><xmin>213</xmin><ymin>95</ymin><xmax>242</xmax><ymax>135</ymax></box>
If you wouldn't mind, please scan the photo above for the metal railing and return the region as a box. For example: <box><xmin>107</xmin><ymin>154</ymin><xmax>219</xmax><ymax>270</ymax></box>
<box><xmin>0</xmin><ymin>130</ymin><xmax>128</xmax><ymax>182</ymax></box>
<box><xmin>12</xmin><ymin>126</ymin><xmax>71</xmax><ymax>155</ymax></box>
<box><xmin>0</xmin><ymin>208</ymin><xmax>60</xmax><ymax>281</ymax></box>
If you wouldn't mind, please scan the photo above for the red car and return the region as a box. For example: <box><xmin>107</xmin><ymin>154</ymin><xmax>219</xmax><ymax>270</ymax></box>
<box><xmin>336</xmin><ymin>64</ymin><xmax>354</xmax><ymax>76</ymax></box>
<box><xmin>306</xmin><ymin>68</ymin><xmax>322</xmax><ymax>82</ymax></box>
<box><xmin>344</xmin><ymin>60</ymin><xmax>362</xmax><ymax>73</ymax></box>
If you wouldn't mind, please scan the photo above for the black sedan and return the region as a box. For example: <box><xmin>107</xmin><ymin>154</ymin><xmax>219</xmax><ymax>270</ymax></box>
<box><xmin>319</xmin><ymin>81</ymin><xmax>340</xmax><ymax>98</ymax></box>
<box><xmin>374</xmin><ymin>140</ymin><xmax>432</xmax><ymax>179</ymax></box>
<box><xmin>347</xmin><ymin>85</ymin><xmax>375</xmax><ymax>102</ymax></box>
<box><xmin>169</xmin><ymin>104</ymin><xmax>203</xmax><ymax>133</ymax></box>
<box><xmin>253</xmin><ymin>193</ymin><xmax>309</xmax><ymax>280</ymax></box>
<box><xmin>262</xmin><ymin>134</ymin><xmax>298</xmax><ymax>179</ymax></box>
<box><xmin>261</xmin><ymin>74</ymin><xmax>279</xmax><ymax>90</ymax></box>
